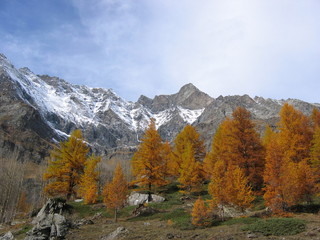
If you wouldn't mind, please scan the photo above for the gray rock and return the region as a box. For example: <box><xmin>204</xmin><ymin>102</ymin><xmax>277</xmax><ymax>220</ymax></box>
<box><xmin>0</xmin><ymin>231</ymin><xmax>15</xmax><ymax>240</ymax></box>
<box><xmin>132</xmin><ymin>205</ymin><xmax>160</xmax><ymax>217</ymax></box>
<box><xmin>247</xmin><ymin>233</ymin><xmax>258</xmax><ymax>238</ymax></box>
<box><xmin>127</xmin><ymin>192</ymin><xmax>165</xmax><ymax>206</ymax></box>
<box><xmin>101</xmin><ymin>227</ymin><xmax>129</xmax><ymax>240</ymax></box>
<box><xmin>215</xmin><ymin>204</ymin><xmax>251</xmax><ymax>219</ymax></box>
<box><xmin>24</xmin><ymin>199</ymin><xmax>70</xmax><ymax>240</ymax></box>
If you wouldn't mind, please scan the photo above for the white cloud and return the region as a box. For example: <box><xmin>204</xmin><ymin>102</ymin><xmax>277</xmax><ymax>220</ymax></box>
<box><xmin>1</xmin><ymin>0</ymin><xmax>320</xmax><ymax>102</ymax></box>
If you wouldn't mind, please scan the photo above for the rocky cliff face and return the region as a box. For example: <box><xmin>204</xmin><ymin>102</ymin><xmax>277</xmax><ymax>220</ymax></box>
<box><xmin>0</xmin><ymin>53</ymin><xmax>319</xmax><ymax>162</ymax></box>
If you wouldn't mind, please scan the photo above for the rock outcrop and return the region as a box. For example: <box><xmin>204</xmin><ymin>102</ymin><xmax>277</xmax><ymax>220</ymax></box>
<box><xmin>0</xmin><ymin>232</ymin><xmax>15</xmax><ymax>240</ymax></box>
<box><xmin>101</xmin><ymin>227</ymin><xmax>129</xmax><ymax>240</ymax></box>
<box><xmin>127</xmin><ymin>192</ymin><xmax>165</xmax><ymax>206</ymax></box>
<box><xmin>24</xmin><ymin>199</ymin><xmax>70</xmax><ymax>240</ymax></box>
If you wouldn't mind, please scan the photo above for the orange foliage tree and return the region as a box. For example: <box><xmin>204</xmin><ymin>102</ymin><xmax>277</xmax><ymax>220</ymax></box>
<box><xmin>311</xmin><ymin>127</ymin><xmax>320</xmax><ymax>190</ymax></box>
<box><xmin>263</xmin><ymin>104</ymin><xmax>315</xmax><ymax>214</ymax></box>
<box><xmin>177</xmin><ymin>143</ymin><xmax>203</xmax><ymax>194</ymax></box>
<box><xmin>103</xmin><ymin>163</ymin><xmax>128</xmax><ymax>222</ymax></box>
<box><xmin>192</xmin><ymin>197</ymin><xmax>210</xmax><ymax>226</ymax></box>
<box><xmin>311</xmin><ymin>108</ymin><xmax>320</xmax><ymax>130</ymax></box>
<box><xmin>161</xmin><ymin>141</ymin><xmax>172</xmax><ymax>182</ymax></box>
<box><xmin>43</xmin><ymin>129</ymin><xmax>89</xmax><ymax>200</ymax></box>
<box><xmin>205</xmin><ymin>107</ymin><xmax>265</xmax><ymax>190</ymax></box>
<box><xmin>170</xmin><ymin>125</ymin><xmax>206</xmax><ymax>178</ymax></box>
<box><xmin>78</xmin><ymin>155</ymin><xmax>101</xmax><ymax>204</ymax></box>
<box><xmin>208</xmin><ymin>160</ymin><xmax>254</xmax><ymax>215</ymax></box>
<box><xmin>131</xmin><ymin>119</ymin><xmax>168</xmax><ymax>196</ymax></box>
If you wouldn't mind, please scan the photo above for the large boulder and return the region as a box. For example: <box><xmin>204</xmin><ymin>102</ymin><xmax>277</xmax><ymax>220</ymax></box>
<box><xmin>0</xmin><ymin>231</ymin><xmax>15</xmax><ymax>240</ymax></box>
<box><xmin>127</xmin><ymin>192</ymin><xmax>165</xmax><ymax>206</ymax></box>
<box><xmin>24</xmin><ymin>199</ymin><xmax>70</xmax><ymax>240</ymax></box>
<box><xmin>215</xmin><ymin>204</ymin><xmax>251</xmax><ymax>219</ymax></box>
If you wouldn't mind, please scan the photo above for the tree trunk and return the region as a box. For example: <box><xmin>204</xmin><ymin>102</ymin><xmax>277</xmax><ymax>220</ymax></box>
<box><xmin>114</xmin><ymin>208</ymin><xmax>118</xmax><ymax>222</ymax></box>
<box><xmin>148</xmin><ymin>183</ymin><xmax>152</xmax><ymax>202</ymax></box>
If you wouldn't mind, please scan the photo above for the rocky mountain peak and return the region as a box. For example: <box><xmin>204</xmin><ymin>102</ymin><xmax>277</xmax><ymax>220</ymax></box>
<box><xmin>1</xmin><ymin>53</ymin><xmax>320</xmax><ymax>163</ymax></box>
<box><xmin>177</xmin><ymin>83</ymin><xmax>198</xmax><ymax>95</ymax></box>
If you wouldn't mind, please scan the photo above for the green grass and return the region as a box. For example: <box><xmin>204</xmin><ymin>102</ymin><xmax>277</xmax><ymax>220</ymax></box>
<box><xmin>251</xmin><ymin>195</ymin><xmax>266</xmax><ymax>211</ymax></box>
<box><xmin>15</xmin><ymin>224</ymin><xmax>32</xmax><ymax>236</ymax></box>
<box><xmin>118</xmin><ymin>205</ymin><xmax>137</xmax><ymax>218</ymax></box>
<box><xmin>68</xmin><ymin>202</ymin><xmax>111</xmax><ymax>218</ymax></box>
<box><xmin>160</xmin><ymin>208</ymin><xmax>194</xmax><ymax>230</ymax></box>
<box><xmin>221</xmin><ymin>217</ymin><xmax>258</xmax><ymax>226</ymax></box>
<box><xmin>242</xmin><ymin>218</ymin><xmax>306</xmax><ymax>236</ymax></box>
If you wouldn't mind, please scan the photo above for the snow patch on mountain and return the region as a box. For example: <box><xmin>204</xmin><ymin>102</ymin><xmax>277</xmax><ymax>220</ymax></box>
<box><xmin>178</xmin><ymin>107</ymin><xmax>204</xmax><ymax>124</ymax></box>
<box><xmin>1</xmin><ymin>55</ymin><xmax>204</xmax><ymax>133</ymax></box>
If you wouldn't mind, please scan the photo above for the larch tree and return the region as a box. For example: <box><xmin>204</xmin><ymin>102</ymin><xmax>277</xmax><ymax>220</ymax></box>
<box><xmin>224</xmin><ymin>166</ymin><xmax>254</xmax><ymax>211</ymax></box>
<box><xmin>170</xmin><ymin>124</ymin><xmax>206</xmax><ymax>178</ymax></box>
<box><xmin>208</xmin><ymin>160</ymin><xmax>228</xmax><ymax>208</ymax></box>
<box><xmin>205</xmin><ymin>107</ymin><xmax>265</xmax><ymax>190</ymax></box>
<box><xmin>204</xmin><ymin>118</ymin><xmax>233</xmax><ymax>179</ymax></box>
<box><xmin>43</xmin><ymin>129</ymin><xmax>89</xmax><ymax>200</ymax></box>
<box><xmin>208</xmin><ymin>160</ymin><xmax>254</xmax><ymax>220</ymax></box>
<box><xmin>227</xmin><ymin>107</ymin><xmax>265</xmax><ymax>190</ymax></box>
<box><xmin>178</xmin><ymin>143</ymin><xmax>203</xmax><ymax>194</ymax></box>
<box><xmin>103</xmin><ymin>164</ymin><xmax>128</xmax><ymax>222</ymax></box>
<box><xmin>161</xmin><ymin>141</ymin><xmax>172</xmax><ymax>181</ymax></box>
<box><xmin>311</xmin><ymin>108</ymin><xmax>320</xmax><ymax>130</ymax></box>
<box><xmin>278</xmin><ymin>103</ymin><xmax>313</xmax><ymax>163</ymax></box>
<box><xmin>264</xmin><ymin>104</ymin><xmax>316</xmax><ymax>214</ymax></box>
<box><xmin>277</xmin><ymin>104</ymin><xmax>315</xmax><ymax>201</ymax></box>
<box><xmin>78</xmin><ymin>155</ymin><xmax>101</xmax><ymax>204</ymax></box>
<box><xmin>208</xmin><ymin>160</ymin><xmax>254</xmax><ymax>214</ymax></box>
<box><xmin>192</xmin><ymin>197</ymin><xmax>210</xmax><ymax>226</ymax></box>
<box><xmin>263</xmin><ymin>129</ymin><xmax>286</xmax><ymax>213</ymax></box>
<box><xmin>131</xmin><ymin>119</ymin><xmax>168</xmax><ymax>197</ymax></box>
<box><xmin>311</xmin><ymin>127</ymin><xmax>320</xmax><ymax>189</ymax></box>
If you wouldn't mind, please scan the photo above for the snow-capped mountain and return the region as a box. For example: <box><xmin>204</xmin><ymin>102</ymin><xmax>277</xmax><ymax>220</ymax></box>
<box><xmin>0</xmin><ymin>54</ymin><xmax>211</xmax><ymax>162</ymax></box>
<box><xmin>0</xmin><ymin>53</ymin><xmax>319</xmax><ymax>163</ymax></box>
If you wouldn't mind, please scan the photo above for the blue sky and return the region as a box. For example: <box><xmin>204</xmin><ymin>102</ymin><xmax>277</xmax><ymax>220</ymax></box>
<box><xmin>1</xmin><ymin>0</ymin><xmax>320</xmax><ymax>103</ymax></box>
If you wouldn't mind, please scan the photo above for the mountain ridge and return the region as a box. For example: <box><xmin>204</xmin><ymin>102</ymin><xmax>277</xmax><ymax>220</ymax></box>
<box><xmin>0</xmin><ymin>53</ymin><xmax>319</xmax><ymax>163</ymax></box>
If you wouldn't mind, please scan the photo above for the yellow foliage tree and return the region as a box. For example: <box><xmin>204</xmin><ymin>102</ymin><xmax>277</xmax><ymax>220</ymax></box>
<box><xmin>43</xmin><ymin>129</ymin><xmax>89</xmax><ymax>200</ymax></box>
<box><xmin>311</xmin><ymin>108</ymin><xmax>320</xmax><ymax>130</ymax></box>
<box><xmin>78</xmin><ymin>155</ymin><xmax>101</xmax><ymax>204</ymax></box>
<box><xmin>209</xmin><ymin>162</ymin><xmax>254</xmax><ymax>212</ymax></box>
<box><xmin>208</xmin><ymin>160</ymin><xmax>228</xmax><ymax>207</ymax></box>
<box><xmin>170</xmin><ymin>125</ymin><xmax>206</xmax><ymax>178</ymax></box>
<box><xmin>103</xmin><ymin>163</ymin><xmax>128</xmax><ymax>222</ymax></box>
<box><xmin>224</xmin><ymin>166</ymin><xmax>254</xmax><ymax>211</ymax></box>
<box><xmin>178</xmin><ymin>143</ymin><xmax>203</xmax><ymax>194</ymax></box>
<box><xmin>161</xmin><ymin>141</ymin><xmax>172</xmax><ymax>181</ymax></box>
<box><xmin>131</xmin><ymin>119</ymin><xmax>168</xmax><ymax>196</ymax></box>
<box><xmin>278</xmin><ymin>103</ymin><xmax>313</xmax><ymax>163</ymax></box>
<box><xmin>204</xmin><ymin>118</ymin><xmax>233</xmax><ymax>179</ymax></box>
<box><xmin>311</xmin><ymin>127</ymin><xmax>320</xmax><ymax>195</ymax></box>
<box><xmin>192</xmin><ymin>197</ymin><xmax>210</xmax><ymax>226</ymax></box>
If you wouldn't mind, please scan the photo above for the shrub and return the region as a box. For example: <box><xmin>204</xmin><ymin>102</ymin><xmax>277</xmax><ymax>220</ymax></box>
<box><xmin>242</xmin><ymin>218</ymin><xmax>306</xmax><ymax>236</ymax></box>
